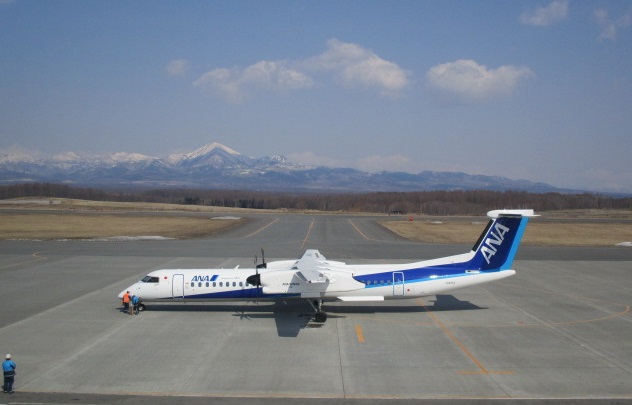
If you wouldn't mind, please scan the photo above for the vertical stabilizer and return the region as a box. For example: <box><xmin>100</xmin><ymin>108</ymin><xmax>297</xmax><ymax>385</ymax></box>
<box><xmin>468</xmin><ymin>209</ymin><xmax>536</xmax><ymax>271</ymax></box>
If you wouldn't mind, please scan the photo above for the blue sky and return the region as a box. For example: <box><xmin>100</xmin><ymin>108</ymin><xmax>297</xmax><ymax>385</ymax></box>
<box><xmin>1</xmin><ymin>1</ymin><xmax>631</xmax><ymax>192</ymax></box>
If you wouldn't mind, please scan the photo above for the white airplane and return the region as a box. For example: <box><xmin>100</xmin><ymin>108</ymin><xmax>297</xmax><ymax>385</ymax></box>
<box><xmin>118</xmin><ymin>209</ymin><xmax>536</xmax><ymax>322</ymax></box>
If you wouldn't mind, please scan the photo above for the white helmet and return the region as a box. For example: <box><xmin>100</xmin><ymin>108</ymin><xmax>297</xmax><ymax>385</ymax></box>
<box><xmin>5</xmin><ymin>354</ymin><xmax>10</xmax><ymax>359</ymax></box>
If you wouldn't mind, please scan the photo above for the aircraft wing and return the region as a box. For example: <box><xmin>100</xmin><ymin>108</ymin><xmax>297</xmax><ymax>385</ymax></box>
<box><xmin>259</xmin><ymin>249</ymin><xmax>364</xmax><ymax>295</ymax></box>
<box><xmin>296</xmin><ymin>249</ymin><xmax>327</xmax><ymax>263</ymax></box>
<box><xmin>291</xmin><ymin>249</ymin><xmax>356</xmax><ymax>286</ymax></box>
<box><xmin>293</xmin><ymin>249</ymin><xmax>333</xmax><ymax>284</ymax></box>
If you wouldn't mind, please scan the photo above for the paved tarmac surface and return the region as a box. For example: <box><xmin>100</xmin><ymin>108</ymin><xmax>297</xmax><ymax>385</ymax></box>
<box><xmin>0</xmin><ymin>213</ymin><xmax>631</xmax><ymax>404</ymax></box>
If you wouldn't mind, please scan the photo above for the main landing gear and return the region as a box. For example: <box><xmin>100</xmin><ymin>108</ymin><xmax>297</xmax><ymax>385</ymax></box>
<box><xmin>308</xmin><ymin>299</ymin><xmax>327</xmax><ymax>323</ymax></box>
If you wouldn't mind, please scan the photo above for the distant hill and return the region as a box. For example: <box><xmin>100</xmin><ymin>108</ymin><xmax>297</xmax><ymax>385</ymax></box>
<box><xmin>0</xmin><ymin>142</ymin><xmax>566</xmax><ymax>192</ymax></box>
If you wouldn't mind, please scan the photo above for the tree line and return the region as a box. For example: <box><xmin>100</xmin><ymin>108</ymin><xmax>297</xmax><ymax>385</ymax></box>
<box><xmin>1</xmin><ymin>182</ymin><xmax>630</xmax><ymax>215</ymax></box>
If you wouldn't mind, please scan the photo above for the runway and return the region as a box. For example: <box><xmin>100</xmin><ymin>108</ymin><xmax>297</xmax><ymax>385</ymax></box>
<box><xmin>0</xmin><ymin>213</ymin><xmax>631</xmax><ymax>404</ymax></box>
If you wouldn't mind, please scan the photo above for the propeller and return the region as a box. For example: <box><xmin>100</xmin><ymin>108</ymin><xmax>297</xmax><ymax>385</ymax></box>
<box><xmin>246</xmin><ymin>248</ymin><xmax>266</xmax><ymax>287</ymax></box>
<box><xmin>257</xmin><ymin>248</ymin><xmax>267</xmax><ymax>269</ymax></box>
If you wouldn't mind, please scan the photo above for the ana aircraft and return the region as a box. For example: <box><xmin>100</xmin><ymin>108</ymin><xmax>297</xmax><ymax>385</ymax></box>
<box><xmin>118</xmin><ymin>209</ymin><xmax>536</xmax><ymax>322</ymax></box>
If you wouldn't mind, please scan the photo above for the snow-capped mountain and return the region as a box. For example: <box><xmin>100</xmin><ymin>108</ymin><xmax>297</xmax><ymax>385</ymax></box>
<box><xmin>0</xmin><ymin>142</ymin><xmax>561</xmax><ymax>192</ymax></box>
<box><xmin>0</xmin><ymin>151</ymin><xmax>37</xmax><ymax>164</ymax></box>
<box><xmin>167</xmin><ymin>142</ymin><xmax>256</xmax><ymax>170</ymax></box>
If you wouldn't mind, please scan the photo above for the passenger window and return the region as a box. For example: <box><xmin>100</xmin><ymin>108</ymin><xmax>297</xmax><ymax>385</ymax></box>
<box><xmin>239</xmin><ymin>282</ymin><xmax>243</xmax><ymax>287</ymax></box>
<box><xmin>198</xmin><ymin>282</ymin><xmax>202</xmax><ymax>287</ymax></box>
<box><xmin>213</xmin><ymin>282</ymin><xmax>216</xmax><ymax>287</ymax></box>
<box><xmin>190</xmin><ymin>282</ymin><xmax>194</xmax><ymax>287</ymax></box>
<box><xmin>219</xmin><ymin>282</ymin><xmax>223</xmax><ymax>287</ymax></box>
<box><xmin>233</xmin><ymin>282</ymin><xmax>236</xmax><ymax>287</ymax></box>
<box><xmin>206</xmin><ymin>282</ymin><xmax>209</xmax><ymax>287</ymax></box>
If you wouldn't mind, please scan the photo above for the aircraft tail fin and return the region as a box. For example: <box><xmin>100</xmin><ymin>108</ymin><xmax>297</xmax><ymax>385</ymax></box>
<box><xmin>468</xmin><ymin>209</ymin><xmax>537</xmax><ymax>271</ymax></box>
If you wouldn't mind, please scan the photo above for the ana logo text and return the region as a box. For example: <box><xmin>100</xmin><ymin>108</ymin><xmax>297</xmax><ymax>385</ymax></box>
<box><xmin>191</xmin><ymin>275</ymin><xmax>219</xmax><ymax>282</ymax></box>
<box><xmin>480</xmin><ymin>223</ymin><xmax>510</xmax><ymax>264</ymax></box>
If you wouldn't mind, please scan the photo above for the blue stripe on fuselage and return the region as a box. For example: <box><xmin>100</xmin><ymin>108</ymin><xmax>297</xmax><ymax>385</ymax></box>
<box><xmin>353</xmin><ymin>263</ymin><xmax>474</xmax><ymax>287</ymax></box>
<box><xmin>167</xmin><ymin>288</ymin><xmax>300</xmax><ymax>300</ymax></box>
<box><xmin>360</xmin><ymin>271</ymin><xmax>472</xmax><ymax>289</ymax></box>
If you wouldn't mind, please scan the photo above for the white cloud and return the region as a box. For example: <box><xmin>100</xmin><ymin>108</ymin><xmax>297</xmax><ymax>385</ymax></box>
<box><xmin>193</xmin><ymin>60</ymin><xmax>314</xmax><ymax>103</ymax></box>
<box><xmin>426</xmin><ymin>59</ymin><xmax>534</xmax><ymax>103</ymax></box>
<box><xmin>193</xmin><ymin>39</ymin><xmax>411</xmax><ymax>102</ymax></box>
<box><xmin>287</xmin><ymin>152</ymin><xmax>345</xmax><ymax>168</ymax></box>
<box><xmin>304</xmin><ymin>39</ymin><xmax>411</xmax><ymax>97</ymax></box>
<box><xmin>166</xmin><ymin>59</ymin><xmax>189</xmax><ymax>77</ymax></box>
<box><xmin>595</xmin><ymin>8</ymin><xmax>632</xmax><ymax>41</ymax></box>
<box><xmin>520</xmin><ymin>0</ymin><xmax>569</xmax><ymax>26</ymax></box>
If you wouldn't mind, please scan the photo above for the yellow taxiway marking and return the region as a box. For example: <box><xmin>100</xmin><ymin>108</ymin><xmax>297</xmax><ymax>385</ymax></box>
<box><xmin>0</xmin><ymin>251</ymin><xmax>48</xmax><ymax>270</ymax></box>
<box><xmin>348</xmin><ymin>219</ymin><xmax>371</xmax><ymax>240</ymax></box>
<box><xmin>300</xmin><ymin>218</ymin><xmax>315</xmax><ymax>249</ymax></box>
<box><xmin>421</xmin><ymin>302</ymin><xmax>514</xmax><ymax>375</ymax></box>
<box><xmin>245</xmin><ymin>217</ymin><xmax>279</xmax><ymax>238</ymax></box>
<box><xmin>355</xmin><ymin>325</ymin><xmax>365</xmax><ymax>343</ymax></box>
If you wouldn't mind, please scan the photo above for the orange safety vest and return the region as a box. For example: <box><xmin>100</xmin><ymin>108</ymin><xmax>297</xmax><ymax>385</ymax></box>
<box><xmin>122</xmin><ymin>293</ymin><xmax>130</xmax><ymax>303</ymax></box>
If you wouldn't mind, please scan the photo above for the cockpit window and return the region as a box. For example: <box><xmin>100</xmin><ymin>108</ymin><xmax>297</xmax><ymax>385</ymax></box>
<box><xmin>141</xmin><ymin>276</ymin><xmax>160</xmax><ymax>283</ymax></box>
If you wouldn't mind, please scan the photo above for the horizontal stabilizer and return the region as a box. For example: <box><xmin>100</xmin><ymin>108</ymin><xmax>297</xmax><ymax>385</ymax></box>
<box><xmin>487</xmin><ymin>209</ymin><xmax>539</xmax><ymax>218</ymax></box>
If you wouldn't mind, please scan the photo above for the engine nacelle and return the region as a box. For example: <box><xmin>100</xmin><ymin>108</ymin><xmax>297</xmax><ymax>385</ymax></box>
<box><xmin>259</xmin><ymin>269</ymin><xmax>364</xmax><ymax>295</ymax></box>
<box><xmin>260</xmin><ymin>270</ymin><xmax>300</xmax><ymax>294</ymax></box>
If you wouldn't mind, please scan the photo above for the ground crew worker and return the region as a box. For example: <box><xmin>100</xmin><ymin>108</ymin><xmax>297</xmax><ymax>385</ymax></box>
<box><xmin>122</xmin><ymin>291</ymin><xmax>131</xmax><ymax>313</ymax></box>
<box><xmin>3</xmin><ymin>354</ymin><xmax>16</xmax><ymax>394</ymax></box>
<box><xmin>132</xmin><ymin>295</ymin><xmax>140</xmax><ymax>315</ymax></box>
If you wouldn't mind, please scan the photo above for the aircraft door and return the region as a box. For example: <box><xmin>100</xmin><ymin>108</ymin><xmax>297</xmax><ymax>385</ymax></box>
<box><xmin>393</xmin><ymin>272</ymin><xmax>405</xmax><ymax>296</ymax></box>
<box><xmin>172</xmin><ymin>274</ymin><xmax>185</xmax><ymax>299</ymax></box>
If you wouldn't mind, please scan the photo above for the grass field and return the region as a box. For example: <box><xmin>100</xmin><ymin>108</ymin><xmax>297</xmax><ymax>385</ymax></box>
<box><xmin>380</xmin><ymin>218</ymin><xmax>632</xmax><ymax>246</ymax></box>
<box><xmin>1</xmin><ymin>198</ymin><xmax>631</xmax><ymax>245</ymax></box>
<box><xmin>0</xmin><ymin>212</ymin><xmax>245</xmax><ymax>240</ymax></box>
<box><xmin>0</xmin><ymin>198</ymin><xmax>273</xmax><ymax>213</ymax></box>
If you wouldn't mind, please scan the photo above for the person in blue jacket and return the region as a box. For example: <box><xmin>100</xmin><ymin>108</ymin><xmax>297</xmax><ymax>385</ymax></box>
<box><xmin>2</xmin><ymin>354</ymin><xmax>16</xmax><ymax>394</ymax></box>
<box><xmin>131</xmin><ymin>295</ymin><xmax>140</xmax><ymax>315</ymax></box>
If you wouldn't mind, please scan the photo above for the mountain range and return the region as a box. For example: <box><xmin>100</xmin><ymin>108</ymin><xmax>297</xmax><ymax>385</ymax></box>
<box><xmin>0</xmin><ymin>142</ymin><xmax>562</xmax><ymax>192</ymax></box>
